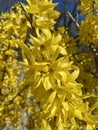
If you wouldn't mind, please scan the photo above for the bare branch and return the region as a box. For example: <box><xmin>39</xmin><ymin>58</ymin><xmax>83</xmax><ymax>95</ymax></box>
<box><xmin>67</xmin><ymin>11</ymin><xmax>80</xmax><ymax>28</ymax></box>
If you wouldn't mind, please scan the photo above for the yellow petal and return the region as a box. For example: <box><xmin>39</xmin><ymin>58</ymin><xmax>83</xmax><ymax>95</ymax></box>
<box><xmin>42</xmin><ymin>76</ymin><xmax>52</xmax><ymax>91</ymax></box>
<box><xmin>42</xmin><ymin>119</ymin><xmax>52</xmax><ymax>130</ymax></box>
<box><xmin>62</xmin><ymin>101</ymin><xmax>69</xmax><ymax>111</ymax></box>
<box><xmin>52</xmin><ymin>34</ymin><xmax>62</xmax><ymax>45</ymax></box>
<box><xmin>85</xmin><ymin>113</ymin><xmax>98</xmax><ymax>124</ymax></box>
<box><xmin>28</xmin><ymin>5</ymin><xmax>39</xmax><ymax>14</ymax></box>
<box><xmin>42</xmin><ymin>29</ymin><xmax>52</xmax><ymax>39</ymax></box>
<box><xmin>48</xmin><ymin>91</ymin><xmax>57</xmax><ymax>105</ymax></box>
<box><xmin>74</xmin><ymin>109</ymin><xmax>82</xmax><ymax>120</ymax></box>
<box><xmin>30</xmin><ymin>34</ymin><xmax>42</xmax><ymax>46</ymax></box>
<box><xmin>87</xmin><ymin>124</ymin><xmax>94</xmax><ymax>130</ymax></box>
<box><xmin>68</xmin><ymin>66</ymin><xmax>79</xmax><ymax>81</ymax></box>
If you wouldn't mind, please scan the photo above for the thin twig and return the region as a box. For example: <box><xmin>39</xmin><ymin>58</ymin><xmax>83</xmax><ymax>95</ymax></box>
<box><xmin>67</xmin><ymin>11</ymin><xmax>80</xmax><ymax>28</ymax></box>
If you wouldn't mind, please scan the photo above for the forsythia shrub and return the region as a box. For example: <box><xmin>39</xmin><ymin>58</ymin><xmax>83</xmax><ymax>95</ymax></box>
<box><xmin>0</xmin><ymin>0</ymin><xmax>98</xmax><ymax>130</ymax></box>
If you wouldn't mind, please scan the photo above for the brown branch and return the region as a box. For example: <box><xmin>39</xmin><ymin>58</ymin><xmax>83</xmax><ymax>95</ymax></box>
<box><xmin>12</xmin><ymin>84</ymin><xmax>29</xmax><ymax>101</ymax></box>
<box><xmin>19</xmin><ymin>2</ymin><xmax>37</xmax><ymax>37</ymax></box>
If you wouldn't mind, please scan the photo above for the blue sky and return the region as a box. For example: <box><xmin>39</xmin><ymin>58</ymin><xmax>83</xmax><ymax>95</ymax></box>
<box><xmin>0</xmin><ymin>0</ymin><xmax>74</xmax><ymax>13</ymax></box>
<box><xmin>0</xmin><ymin>0</ymin><xmax>26</xmax><ymax>12</ymax></box>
